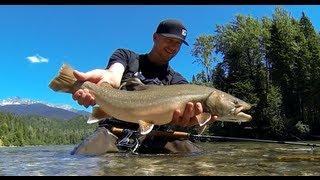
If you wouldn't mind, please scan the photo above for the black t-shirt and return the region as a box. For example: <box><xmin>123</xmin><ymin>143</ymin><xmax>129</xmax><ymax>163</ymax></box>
<box><xmin>103</xmin><ymin>48</ymin><xmax>189</xmax><ymax>131</ymax></box>
<box><xmin>106</xmin><ymin>48</ymin><xmax>188</xmax><ymax>85</ymax></box>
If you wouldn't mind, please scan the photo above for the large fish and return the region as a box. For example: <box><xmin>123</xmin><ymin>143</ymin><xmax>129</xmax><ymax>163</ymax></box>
<box><xmin>49</xmin><ymin>64</ymin><xmax>252</xmax><ymax>135</ymax></box>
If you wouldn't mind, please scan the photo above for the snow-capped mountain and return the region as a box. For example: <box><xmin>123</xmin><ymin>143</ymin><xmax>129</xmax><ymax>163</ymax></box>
<box><xmin>0</xmin><ymin>97</ymin><xmax>90</xmax><ymax>120</ymax></box>
<box><xmin>0</xmin><ymin>97</ymin><xmax>73</xmax><ymax>111</ymax></box>
<box><xmin>0</xmin><ymin>97</ymin><xmax>39</xmax><ymax>106</ymax></box>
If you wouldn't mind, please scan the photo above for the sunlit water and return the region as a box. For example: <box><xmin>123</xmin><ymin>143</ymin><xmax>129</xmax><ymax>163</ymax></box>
<box><xmin>1</xmin><ymin>142</ymin><xmax>320</xmax><ymax>176</ymax></box>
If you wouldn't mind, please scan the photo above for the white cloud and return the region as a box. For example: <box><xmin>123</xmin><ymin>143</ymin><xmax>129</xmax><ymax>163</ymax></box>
<box><xmin>26</xmin><ymin>54</ymin><xmax>49</xmax><ymax>63</ymax></box>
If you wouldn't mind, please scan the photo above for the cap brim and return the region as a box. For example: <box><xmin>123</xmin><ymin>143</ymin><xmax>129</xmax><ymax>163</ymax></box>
<box><xmin>160</xmin><ymin>33</ymin><xmax>189</xmax><ymax>46</ymax></box>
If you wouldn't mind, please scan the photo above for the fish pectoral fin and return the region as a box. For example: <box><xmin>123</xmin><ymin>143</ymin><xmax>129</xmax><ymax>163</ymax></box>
<box><xmin>197</xmin><ymin>125</ymin><xmax>208</xmax><ymax>135</ymax></box>
<box><xmin>87</xmin><ymin>106</ymin><xmax>111</xmax><ymax>124</ymax></box>
<box><xmin>138</xmin><ymin>120</ymin><xmax>154</xmax><ymax>135</ymax></box>
<box><xmin>196</xmin><ymin>113</ymin><xmax>211</xmax><ymax>126</ymax></box>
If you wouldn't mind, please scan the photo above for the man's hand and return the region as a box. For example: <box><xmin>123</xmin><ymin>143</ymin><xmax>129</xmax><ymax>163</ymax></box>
<box><xmin>72</xmin><ymin>62</ymin><xmax>125</xmax><ymax>108</ymax></box>
<box><xmin>72</xmin><ymin>69</ymin><xmax>107</xmax><ymax>107</ymax></box>
<box><xmin>171</xmin><ymin>102</ymin><xmax>218</xmax><ymax>127</ymax></box>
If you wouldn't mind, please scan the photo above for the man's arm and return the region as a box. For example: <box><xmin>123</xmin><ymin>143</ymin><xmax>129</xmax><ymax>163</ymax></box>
<box><xmin>72</xmin><ymin>62</ymin><xmax>125</xmax><ymax>107</ymax></box>
<box><xmin>72</xmin><ymin>48</ymin><xmax>135</xmax><ymax>107</ymax></box>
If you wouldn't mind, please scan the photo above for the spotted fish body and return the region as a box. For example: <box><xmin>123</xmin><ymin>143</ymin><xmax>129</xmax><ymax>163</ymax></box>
<box><xmin>49</xmin><ymin>64</ymin><xmax>252</xmax><ymax>134</ymax></box>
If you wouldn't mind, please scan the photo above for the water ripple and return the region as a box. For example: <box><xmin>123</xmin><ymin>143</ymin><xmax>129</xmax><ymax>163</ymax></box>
<box><xmin>1</xmin><ymin>142</ymin><xmax>320</xmax><ymax>176</ymax></box>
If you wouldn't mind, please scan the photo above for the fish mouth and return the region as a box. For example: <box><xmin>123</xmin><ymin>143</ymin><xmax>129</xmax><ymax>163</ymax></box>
<box><xmin>219</xmin><ymin>105</ymin><xmax>252</xmax><ymax>122</ymax></box>
<box><xmin>233</xmin><ymin>105</ymin><xmax>252</xmax><ymax>122</ymax></box>
<box><xmin>235</xmin><ymin>112</ymin><xmax>252</xmax><ymax>122</ymax></box>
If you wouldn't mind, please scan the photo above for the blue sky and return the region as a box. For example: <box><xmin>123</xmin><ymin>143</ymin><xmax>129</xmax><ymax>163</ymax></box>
<box><xmin>0</xmin><ymin>5</ymin><xmax>319</xmax><ymax>111</ymax></box>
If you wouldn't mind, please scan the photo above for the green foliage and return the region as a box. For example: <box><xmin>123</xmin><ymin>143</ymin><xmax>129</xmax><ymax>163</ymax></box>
<box><xmin>293</xmin><ymin>121</ymin><xmax>310</xmax><ymax>139</ymax></box>
<box><xmin>191</xmin><ymin>7</ymin><xmax>320</xmax><ymax>139</ymax></box>
<box><xmin>0</xmin><ymin>112</ymin><xmax>97</xmax><ymax>146</ymax></box>
<box><xmin>192</xmin><ymin>35</ymin><xmax>216</xmax><ymax>84</ymax></box>
<box><xmin>264</xmin><ymin>85</ymin><xmax>288</xmax><ymax>139</ymax></box>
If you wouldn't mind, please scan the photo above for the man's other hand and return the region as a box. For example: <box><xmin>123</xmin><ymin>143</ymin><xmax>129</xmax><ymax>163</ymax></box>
<box><xmin>171</xmin><ymin>102</ymin><xmax>218</xmax><ymax>127</ymax></box>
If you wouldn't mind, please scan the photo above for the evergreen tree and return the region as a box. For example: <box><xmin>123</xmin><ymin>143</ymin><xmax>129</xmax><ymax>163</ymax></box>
<box><xmin>298</xmin><ymin>12</ymin><xmax>320</xmax><ymax>133</ymax></box>
<box><xmin>0</xmin><ymin>112</ymin><xmax>97</xmax><ymax>146</ymax></box>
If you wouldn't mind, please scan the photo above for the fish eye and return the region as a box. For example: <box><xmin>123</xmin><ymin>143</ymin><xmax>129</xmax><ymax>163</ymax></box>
<box><xmin>234</xmin><ymin>100</ymin><xmax>239</xmax><ymax>105</ymax></box>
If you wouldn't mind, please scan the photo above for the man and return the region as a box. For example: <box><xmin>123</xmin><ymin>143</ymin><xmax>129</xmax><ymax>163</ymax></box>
<box><xmin>70</xmin><ymin>19</ymin><xmax>217</xmax><ymax>155</ymax></box>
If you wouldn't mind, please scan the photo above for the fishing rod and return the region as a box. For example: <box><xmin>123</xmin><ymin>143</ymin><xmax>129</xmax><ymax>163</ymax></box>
<box><xmin>191</xmin><ymin>134</ymin><xmax>320</xmax><ymax>148</ymax></box>
<box><xmin>110</xmin><ymin>127</ymin><xmax>320</xmax><ymax>148</ymax></box>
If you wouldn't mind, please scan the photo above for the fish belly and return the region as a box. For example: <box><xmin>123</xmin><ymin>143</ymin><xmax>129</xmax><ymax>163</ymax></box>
<box><xmin>97</xmin><ymin>99</ymin><xmax>187</xmax><ymax>125</ymax></box>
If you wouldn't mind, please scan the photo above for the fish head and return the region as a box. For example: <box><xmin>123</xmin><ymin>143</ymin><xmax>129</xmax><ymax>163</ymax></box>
<box><xmin>206</xmin><ymin>91</ymin><xmax>252</xmax><ymax>122</ymax></box>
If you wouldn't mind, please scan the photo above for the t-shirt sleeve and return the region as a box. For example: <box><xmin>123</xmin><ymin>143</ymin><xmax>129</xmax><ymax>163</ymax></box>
<box><xmin>170</xmin><ymin>71</ymin><xmax>189</xmax><ymax>85</ymax></box>
<box><xmin>106</xmin><ymin>49</ymin><xmax>135</xmax><ymax>69</ymax></box>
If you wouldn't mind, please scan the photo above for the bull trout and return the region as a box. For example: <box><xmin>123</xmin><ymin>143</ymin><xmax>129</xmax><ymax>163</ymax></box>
<box><xmin>49</xmin><ymin>64</ymin><xmax>252</xmax><ymax>135</ymax></box>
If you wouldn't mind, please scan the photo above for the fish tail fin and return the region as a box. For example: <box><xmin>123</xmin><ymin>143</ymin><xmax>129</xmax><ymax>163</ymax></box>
<box><xmin>196</xmin><ymin>113</ymin><xmax>211</xmax><ymax>126</ymax></box>
<box><xmin>49</xmin><ymin>64</ymin><xmax>77</xmax><ymax>94</ymax></box>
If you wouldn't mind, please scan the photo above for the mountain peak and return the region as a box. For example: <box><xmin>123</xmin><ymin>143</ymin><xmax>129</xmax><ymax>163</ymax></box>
<box><xmin>0</xmin><ymin>96</ymin><xmax>38</xmax><ymax>106</ymax></box>
<box><xmin>0</xmin><ymin>97</ymin><xmax>82</xmax><ymax>113</ymax></box>
<box><xmin>0</xmin><ymin>97</ymin><xmax>90</xmax><ymax>120</ymax></box>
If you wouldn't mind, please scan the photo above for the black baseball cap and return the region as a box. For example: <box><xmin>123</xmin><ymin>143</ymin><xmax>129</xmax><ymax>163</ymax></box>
<box><xmin>155</xmin><ymin>19</ymin><xmax>189</xmax><ymax>46</ymax></box>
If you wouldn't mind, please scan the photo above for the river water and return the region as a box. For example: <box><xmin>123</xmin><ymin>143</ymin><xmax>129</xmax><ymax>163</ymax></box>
<box><xmin>1</xmin><ymin>141</ymin><xmax>320</xmax><ymax>176</ymax></box>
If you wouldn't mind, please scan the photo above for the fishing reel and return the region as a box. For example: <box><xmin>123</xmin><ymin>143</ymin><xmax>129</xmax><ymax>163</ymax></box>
<box><xmin>115</xmin><ymin>129</ymin><xmax>141</xmax><ymax>154</ymax></box>
<box><xmin>98</xmin><ymin>119</ymin><xmax>143</xmax><ymax>154</ymax></box>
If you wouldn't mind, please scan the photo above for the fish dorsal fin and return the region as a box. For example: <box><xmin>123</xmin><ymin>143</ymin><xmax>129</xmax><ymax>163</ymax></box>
<box><xmin>133</xmin><ymin>85</ymin><xmax>150</xmax><ymax>91</ymax></box>
<box><xmin>119</xmin><ymin>78</ymin><xmax>147</xmax><ymax>91</ymax></box>
<box><xmin>138</xmin><ymin>120</ymin><xmax>154</xmax><ymax>135</ymax></box>
<box><xmin>99</xmin><ymin>82</ymin><xmax>114</xmax><ymax>89</ymax></box>
<box><xmin>87</xmin><ymin>106</ymin><xmax>111</xmax><ymax>124</ymax></box>
<box><xmin>120</xmin><ymin>78</ymin><xmax>160</xmax><ymax>91</ymax></box>
<box><xmin>196</xmin><ymin>113</ymin><xmax>211</xmax><ymax>126</ymax></box>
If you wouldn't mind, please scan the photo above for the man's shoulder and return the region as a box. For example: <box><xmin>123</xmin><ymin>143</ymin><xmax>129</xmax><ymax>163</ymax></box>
<box><xmin>112</xmin><ymin>48</ymin><xmax>142</xmax><ymax>63</ymax></box>
<box><xmin>167</xmin><ymin>65</ymin><xmax>189</xmax><ymax>84</ymax></box>
<box><xmin>167</xmin><ymin>65</ymin><xmax>180</xmax><ymax>76</ymax></box>
<box><xmin>114</xmin><ymin>48</ymin><xmax>140</xmax><ymax>56</ymax></box>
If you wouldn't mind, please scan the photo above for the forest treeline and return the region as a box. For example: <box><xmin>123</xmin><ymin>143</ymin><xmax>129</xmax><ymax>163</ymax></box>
<box><xmin>0</xmin><ymin>112</ymin><xmax>97</xmax><ymax>147</ymax></box>
<box><xmin>191</xmin><ymin>7</ymin><xmax>320</xmax><ymax>140</ymax></box>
